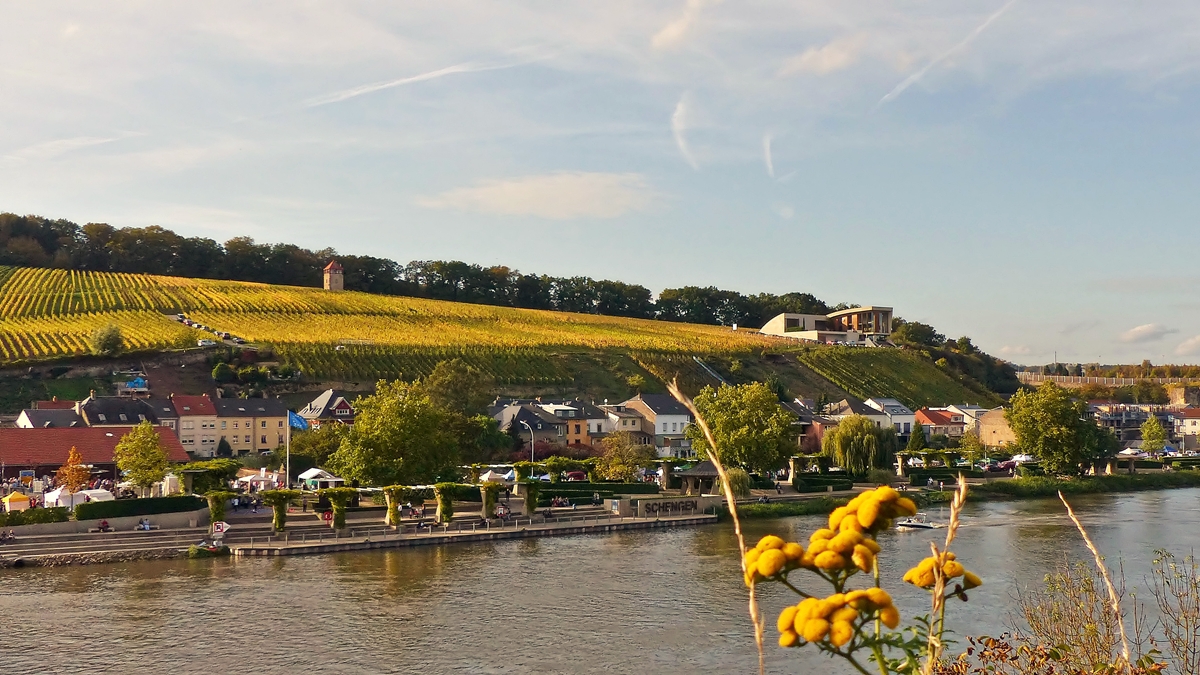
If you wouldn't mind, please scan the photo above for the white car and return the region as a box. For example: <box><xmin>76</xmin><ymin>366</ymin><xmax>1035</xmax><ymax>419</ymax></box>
<box><xmin>197</xmin><ymin>339</ymin><xmax>217</xmax><ymax>347</ymax></box>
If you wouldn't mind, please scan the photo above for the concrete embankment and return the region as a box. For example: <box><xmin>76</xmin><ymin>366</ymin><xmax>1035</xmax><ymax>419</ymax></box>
<box><xmin>234</xmin><ymin>514</ymin><xmax>716</xmax><ymax>557</ymax></box>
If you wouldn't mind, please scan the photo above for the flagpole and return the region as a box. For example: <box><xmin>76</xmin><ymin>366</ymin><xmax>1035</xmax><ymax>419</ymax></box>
<box><xmin>286</xmin><ymin>416</ymin><xmax>291</xmax><ymax>489</ymax></box>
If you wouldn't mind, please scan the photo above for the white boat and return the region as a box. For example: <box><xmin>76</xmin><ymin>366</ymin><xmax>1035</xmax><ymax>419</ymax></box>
<box><xmin>895</xmin><ymin>513</ymin><xmax>945</xmax><ymax>531</ymax></box>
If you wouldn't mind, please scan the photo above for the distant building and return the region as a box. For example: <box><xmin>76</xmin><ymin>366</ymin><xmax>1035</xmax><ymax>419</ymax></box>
<box><xmin>759</xmin><ymin>306</ymin><xmax>893</xmax><ymax>345</ymax></box>
<box><xmin>598</xmin><ymin>404</ymin><xmax>653</xmax><ymax>446</ymax></box>
<box><xmin>494</xmin><ymin>403</ymin><xmax>566</xmax><ymax>451</ymax></box>
<box><xmin>1176</xmin><ymin>409</ymin><xmax>1200</xmax><ymax>451</ymax></box>
<box><xmin>15</xmin><ymin>408</ymin><xmax>84</xmax><ymax>429</ymax></box>
<box><xmin>171</xmin><ymin>394</ymin><xmax>219</xmax><ymax>456</ymax></box>
<box><xmin>827</xmin><ymin>398</ymin><xmax>890</xmax><ymax>429</ymax></box>
<box><xmin>323</xmin><ymin>260</ymin><xmax>344</xmax><ymax>291</ymax></box>
<box><xmin>536</xmin><ymin>400</ymin><xmax>609</xmax><ymax>447</ymax></box>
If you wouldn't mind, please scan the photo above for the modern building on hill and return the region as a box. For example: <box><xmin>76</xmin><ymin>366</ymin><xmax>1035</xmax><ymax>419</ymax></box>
<box><xmin>759</xmin><ymin>306</ymin><xmax>893</xmax><ymax>345</ymax></box>
<box><xmin>619</xmin><ymin>393</ymin><xmax>694</xmax><ymax>458</ymax></box>
<box><xmin>0</xmin><ymin>426</ymin><xmax>189</xmax><ymax>481</ymax></box>
<box><xmin>323</xmin><ymin>260</ymin><xmax>344</xmax><ymax>291</ymax></box>
<box><xmin>214</xmin><ymin>398</ymin><xmax>289</xmax><ymax>455</ymax></box>
<box><xmin>298</xmin><ymin>389</ymin><xmax>357</xmax><ymax>427</ymax></box>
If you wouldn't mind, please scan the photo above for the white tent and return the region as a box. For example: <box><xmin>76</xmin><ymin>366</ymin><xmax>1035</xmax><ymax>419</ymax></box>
<box><xmin>44</xmin><ymin>488</ymin><xmax>114</xmax><ymax>508</ymax></box>
<box><xmin>478</xmin><ymin>470</ymin><xmax>507</xmax><ymax>483</ymax></box>
<box><xmin>298</xmin><ymin>468</ymin><xmax>335</xmax><ymax>481</ymax></box>
<box><xmin>237</xmin><ymin>475</ymin><xmax>275</xmax><ymax>485</ymax></box>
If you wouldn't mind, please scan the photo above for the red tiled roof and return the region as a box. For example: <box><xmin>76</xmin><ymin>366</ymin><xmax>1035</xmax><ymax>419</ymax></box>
<box><xmin>171</xmin><ymin>394</ymin><xmax>215</xmax><ymax>416</ymax></box>
<box><xmin>0</xmin><ymin>426</ymin><xmax>190</xmax><ymax>467</ymax></box>
<box><xmin>323</xmin><ymin>260</ymin><xmax>343</xmax><ymax>271</ymax></box>
<box><xmin>1177</xmin><ymin>408</ymin><xmax>1200</xmax><ymax>419</ymax></box>
<box><xmin>34</xmin><ymin>400</ymin><xmax>77</xmax><ymax>410</ymax></box>
<box><xmin>916</xmin><ymin>409</ymin><xmax>961</xmax><ymax>426</ymax></box>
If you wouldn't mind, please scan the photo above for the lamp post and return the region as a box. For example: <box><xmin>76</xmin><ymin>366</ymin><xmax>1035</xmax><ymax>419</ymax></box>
<box><xmin>519</xmin><ymin>420</ymin><xmax>535</xmax><ymax>463</ymax></box>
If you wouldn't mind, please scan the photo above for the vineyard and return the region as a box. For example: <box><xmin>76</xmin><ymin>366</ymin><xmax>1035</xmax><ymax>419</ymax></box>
<box><xmin>797</xmin><ymin>347</ymin><xmax>1002</xmax><ymax>409</ymax></box>
<box><xmin>0</xmin><ymin>266</ymin><xmax>780</xmax><ymax>380</ymax></box>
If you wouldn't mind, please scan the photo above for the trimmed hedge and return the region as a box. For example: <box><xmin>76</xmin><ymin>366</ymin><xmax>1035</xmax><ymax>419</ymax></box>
<box><xmin>545</xmin><ymin>481</ymin><xmax>659</xmax><ymax>494</ymax></box>
<box><xmin>793</xmin><ymin>479</ymin><xmax>853</xmax><ymax>493</ymax></box>
<box><xmin>0</xmin><ymin>507</ymin><xmax>69</xmax><ymax>527</ymax></box>
<box><xmin>75</xmin><ymin>496</ymin><xmax>205</xmax><ymax>521</ymax></box>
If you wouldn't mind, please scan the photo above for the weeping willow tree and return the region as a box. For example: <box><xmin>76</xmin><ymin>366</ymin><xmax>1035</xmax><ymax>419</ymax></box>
<box><xmin>821</xmin><ymin>415</ymin><xmax>898</xmax><ymax>479</ymax></box>
<box><xmin>716</xmin><ymin>467</ymin><xmax>752</xmax><ymax>499</ymax></box>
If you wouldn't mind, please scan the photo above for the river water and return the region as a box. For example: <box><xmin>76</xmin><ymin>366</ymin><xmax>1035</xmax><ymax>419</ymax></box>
<box><xmin>4</xmin><ymin>488</ymin><xmax>1199</xmax><ymax>674</ymax></box>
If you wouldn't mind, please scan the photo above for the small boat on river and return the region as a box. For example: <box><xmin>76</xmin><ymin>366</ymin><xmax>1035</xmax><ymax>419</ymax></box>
<box><xmin>895</xmin><ymin>513</ymin><xmax>945</xmax><ymax>531</ymax></box>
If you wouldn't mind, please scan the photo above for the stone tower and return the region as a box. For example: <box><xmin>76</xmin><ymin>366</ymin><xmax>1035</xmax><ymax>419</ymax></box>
<box><xmin>323</xmin><ymin>260</ymin><xmax>344</xmax><ymax>291</ymax></box>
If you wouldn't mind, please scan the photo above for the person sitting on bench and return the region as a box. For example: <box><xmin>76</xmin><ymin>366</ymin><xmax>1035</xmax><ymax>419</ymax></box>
<box><xmin>98</xmin><ymin>519</ymin><xmax>112</xmax><ymax>533</ymax></box>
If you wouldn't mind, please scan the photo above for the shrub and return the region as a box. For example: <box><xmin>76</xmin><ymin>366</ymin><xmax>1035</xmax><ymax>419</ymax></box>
<box><xmin>188</xmin><ymin>545</ymin><xmax>230</xmax><ymax>558</ymax></box>
<box><xmin>433</xmin><ymin>482</ymin><xmax>456</xmax><ymax>523</ymax></box>
<box><xmin>90</xmin><ymin>323</ymin><xmax>123</xmax><ymax>356</ymax></box>
<box><xmin>0</xmin><ymin>507</ymin><xmax>70</xmax><ymax>527</ymax></box>
<box><xmin>75</xmin><ymin>496</ymin><xmax>204</xmax><ymax>521</ymax></box>
<box><xmin>866</xmin><ymin>469</ymin><xmax>894</xmax><ymax>486</ymax></box>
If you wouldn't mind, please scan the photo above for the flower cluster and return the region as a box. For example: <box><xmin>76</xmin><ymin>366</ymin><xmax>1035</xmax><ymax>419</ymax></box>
<box><xmin>903</xmin><ymin>552</ymin><xmax>982</xmax><ymax>591</ymax></box>
<box><xmin>829</xmin><ymin>485</ymin><xmax>919</xmax><ymax>534</ymax></box>
<box><xmin>777</xmin><ymin>588</ymin><xmax>901</xmax><ymax>648</ymax></box>
<box><xmin>744</xmin><ymin>534</ymin><xmax>805</xmax><ymax>585</ymax></box>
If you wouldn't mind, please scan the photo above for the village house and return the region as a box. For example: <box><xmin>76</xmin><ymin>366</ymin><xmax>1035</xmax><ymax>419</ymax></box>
<box><xmin>15</xmin><ymin>408</ymin><xmax>84</xmax><ymax>428</ymax></box>
<box><xmin>619</xmin><ymin>393</ymin><xmax>693</xmax><ymax>458</ymax></box>
<box><xmin>214</xmin><ymin>398</ymin><xmax>289</xmax><ymax>455</ymax></box>
<box><xmin>598</xmin><ymin>404</ymin><xmax>653</xmax><ymax>446</ymax></box>
<box><xmin>977</xmin><ymin>408</ymin><xmax>1016</xmax><ymax>448</ymax></box>
<box><xmin>494</xmin><ymin>403</ymin><xmax>566</xmax><ymax>451</ymax></box>
<box><xmin>864</xmin><ymin>397</ymin><xmax>916</xmax><ymax>437</ymax></box>
<box><xmin>298</xmin><ymin>389</ymin><xmax>357</xmax><ymax>427</ymax></box>
<box><xmin>536</xmin><ymin>399</ymin><xmax>609</xmax><ymax>447</ymax></box>
<box><xmin>1175</xmin><ymin>408</ymin><xmax>1200</xmax><ymax>451</ymax></box>
<box><xmin>915</xmin><ymin>408</ymin><xmax>967</xmax><ymax>439</ymax></box>
<box><xmin>827</xmin><ymin>398</ymin><xmax>891</xmax><ymax>429</ymax></box>
<box><xmin>172</xmin><ymin>394</ymin><xmax>219</xmax><ymax>457</ymax></box>
<box><xmin>941</xmin><ymin>404</ymin><xmax>990</xmax><ymax>433</ymax></box>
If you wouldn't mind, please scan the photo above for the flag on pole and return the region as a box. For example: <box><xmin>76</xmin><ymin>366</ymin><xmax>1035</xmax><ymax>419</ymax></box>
<box><xmin>288</xmin><ymin>411</ymin><xmax>309</xmax><ymax>431</ymax></box>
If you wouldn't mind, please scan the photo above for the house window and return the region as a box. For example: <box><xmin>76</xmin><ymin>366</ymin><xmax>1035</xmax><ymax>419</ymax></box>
<box><xmin>234</xmin><ymin>421</ymin><xmax>239</xmax><ymax>429</ymax></box>
<box><xmin>278</xmin><ymin>420</ymin><xmax>284</xmax><ymax>427</ymax></box>
<box><xmin>119</xmin><ymin>414</ymin><xmax>128</xmax><ymax>422</ymax></box>
<box><xmin>260</xmin><ymin>421</ymin><xmax>267</xmax><ymax>428</ymax></box>
<box><xmin>97</xmin><ymin>414</ymin><xmax>106</xmax><ymax>422</ymax></box>
<box><xmin>221</xmin><ymin>421</ymin><xmax>227</xmax><ymax>429</ymax></box>
<box><xmin>244</xmin><ymin>435</ymin><xmax>250</xmax><ymax>443</ymax></box>
<box><xmin>183</xmin><ymin>421</ymin><xmax>194</xmax><ymax>430</ymax></box>
<box><xmin>277</xmin><ymin>435</ymin><xmax>284</xmax><ymax>444</ymax></box>
<box><xmin>575</xmin><ymin>424</ymin><xmax>581</xmax><ymax>434</ymax></box>
<box><xmin>260</xmin><ymin>435</ymin><xmax>267</xmax><ymax>445</ymax></box>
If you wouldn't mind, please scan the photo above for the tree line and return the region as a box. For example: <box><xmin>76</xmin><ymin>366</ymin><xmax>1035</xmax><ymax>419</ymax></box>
<box><xmin>0</xmin><ymin>212</ymin><xmax>838</xmax><ymax>328</ymax></box>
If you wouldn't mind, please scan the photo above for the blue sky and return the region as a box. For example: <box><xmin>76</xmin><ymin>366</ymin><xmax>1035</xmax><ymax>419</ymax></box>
<box><xmin>2</xmin><ymin>1</ymin><xmax>1199</xmax><ymax>365</ymax></box>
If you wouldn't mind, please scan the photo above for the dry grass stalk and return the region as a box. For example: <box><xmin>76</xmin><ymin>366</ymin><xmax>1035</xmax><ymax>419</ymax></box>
<box><xmin>668</xmin><ymin>380</ymin><xmax>766</xmax><ymax>675</ymax></box>
<box><xmin>1059</xmin><ymin>491</ymin><xmax>1132</xmax><ymax>668</ymax></box>
<box><xmin>922</xmin><ymin>477</ymin><xmax>969</xmax><ymax>675</ymax></box>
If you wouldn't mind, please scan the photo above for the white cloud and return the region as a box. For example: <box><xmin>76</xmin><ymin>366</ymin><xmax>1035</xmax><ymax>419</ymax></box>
<box><xmin>305</xmin><ymin>61</ymin><xmax>521</xmax><ymax>107</ymax></box>
<box><xmin>1118</xmin><ymin>323</ymin><xmax>1178</xmax><ymax>344</ymax></box>
<box><xmin>762</xmin><ymin>132</ymin><xmax>774</xmax><ymax>178</ymax></box>
<box><xmin>671</xmin><ymin>94</ymin><xmax>699</xmax><ymax>170</ymax></box>
<box><xmin>1000</xmin><ymin>345</ymin><xmax>1033</xmax><ymax>356</ymax></box>
<box><xmin>774</xmin><ymin>203</ymin><xmax>794</xmax><ymax>219</ymax></box>
<box><xmin>779</xmin><ymin>35</ymin><xmax>866</xmax><ymax>76</ymax></box>
<box><xmin>415</xmin><ymin>172</ymin><xmax>655</xmax><ymax>220</ymax></box>
<box><xmin>652</xmin><ymin>0</ymin><xmax>712</xmax><ymax>50</ymax></box>
<box><xmin>1176</xmin><ymin>336</ymin><xmax>1200</xmax><ymax>356</ymax></box>
<box><xmin>4</xmin><ymin>135</ymin><xmax>127</xmax><ymax>161</ymax></box>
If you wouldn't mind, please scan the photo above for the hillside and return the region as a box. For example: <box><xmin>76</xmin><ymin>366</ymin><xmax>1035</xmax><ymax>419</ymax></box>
<box><xmin>0</xmin><ymin>265</ymin><xmax>1004</xmax><ymax>407</ymax></box>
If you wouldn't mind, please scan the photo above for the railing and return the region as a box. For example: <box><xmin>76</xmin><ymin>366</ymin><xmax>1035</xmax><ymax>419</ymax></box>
<box><xmin>1017</xmin><ymin>373</ymin><xmax>1198</xmax><ymax>386</ymax></box>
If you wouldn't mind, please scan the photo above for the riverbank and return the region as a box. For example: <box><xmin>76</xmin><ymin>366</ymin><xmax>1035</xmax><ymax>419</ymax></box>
<box><xmin>729</xmin><ymin>472</ymin><xmax>1200</xmax><ymax>519</ymax></box>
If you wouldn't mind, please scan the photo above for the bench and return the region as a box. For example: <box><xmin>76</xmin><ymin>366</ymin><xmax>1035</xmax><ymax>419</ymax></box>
<box><xmin>87</xmin><ymin>528</ymin><xmax>114</xmax><ymax>533</ymax></box>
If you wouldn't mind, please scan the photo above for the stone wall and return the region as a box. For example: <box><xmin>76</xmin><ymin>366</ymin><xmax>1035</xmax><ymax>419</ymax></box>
<box><xmin>6</xmin><ymin>507</ymin><xmax>209</xmax><ymax>536</ymax></box>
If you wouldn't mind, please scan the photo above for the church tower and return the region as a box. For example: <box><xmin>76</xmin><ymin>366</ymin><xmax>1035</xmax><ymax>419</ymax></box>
<box><xmin>323</xmin><ymin>260</ymin><xmax>344</xmax><ymax>291</ymax></box>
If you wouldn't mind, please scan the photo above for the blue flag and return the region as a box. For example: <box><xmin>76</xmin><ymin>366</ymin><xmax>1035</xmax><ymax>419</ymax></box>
<box><xmin>288</xmin><ymin>410</ymin><xmax>309</xmax><ymax>431</ymax></box>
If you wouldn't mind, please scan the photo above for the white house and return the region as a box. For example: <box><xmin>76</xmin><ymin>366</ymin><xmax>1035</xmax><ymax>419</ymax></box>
<box><xmin>864</xmin><ymin>397</ymin><xmax>917</xmax><ymax>437</ymax></box>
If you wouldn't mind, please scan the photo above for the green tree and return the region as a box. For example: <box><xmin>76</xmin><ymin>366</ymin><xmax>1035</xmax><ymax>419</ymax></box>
<box><xmin>906</xmin><ymin>425</ymin><xmax>927</xmax><ymax>453</ymax></box>
<box><xmin>289</xmin><ymin>423</ymin><xmax>348</xmax><ymax>468</ymax></box>
<box><xmin>820</xmin><ymin>415</ymin><xmax>897</xmax><ymax>478</ymax></box>
<box><xmin>89</xmin><ymin>323</ymin><xmax>123</xmax><ymax>357</ymax></box>
<box><xmin>450</xmin><ymin>414</ymin><xmax>512</xmax><ymax>464</ymax></box>
<box><xmin>211</xmin><ymin>362</ymin><xmax>235</xmax><ymax>383</ymax></box>
<box><xmin>626</xmin><ymin>374</ymin><xmax>647</xmax><ymax>393</ymax></box>
<box><xmin>718</xmin><ymin>467</ymin><xmax>752</xmax><ymax>498</ymax></box>
<box><xmin>684</xmin><ymin>382</ymin><xmax>797</xmax><ymax>474</ymax></box>
<box><xmin>113</xmin><ymin>421</ymin><xmax>170</xmax><ymax>492</ymax></box>
<box><xmin>1141</xmin><ymin>415</ymin><xmax>1168</xmax><ymax>457</ymax></box>
<box><xmin>421</xmin><ymin>358</ymin><xmax>494</xmax><ymax>416</ymax></box>
<box><xmin>204</xmin><ymin>490</ymin><xmax>236</xmax><ymax>527</ymax></box>
<box><xmin>958</xmin><ymin>430</ymin><xmax>985</xmax><ymax>467</ymax></box>
<box><xmin>1005</xmin><ymin>382</ymin><xmax>1094</xmax><ymax>475</ymax></box>
<box><xmin>764</xmin><ymin>373</ymin><xmax>788</xmax><ymax>402</ymax></box>
<box><xmin>544</xmin><ymin>456</ymin><xmax>571</xmax><ymax>483</ymax></box>
<box><xmin>433</xmin><ymin>482</ymin><xmax>455</xmax><ymax>523</ymax></box>
<box><xmin>890</xmin><ymin>319</ymin><xmax>945</xmax><ymax>347</ymax></box>
<box><xmin>596</xmin><ymin>432</ymin><xmax>655</xmax><ymax>482</ymax></box>
<box><xmin>326</xmin><ymin>380</ymin><xmax>457</xmax><ymax>486</ymax></box>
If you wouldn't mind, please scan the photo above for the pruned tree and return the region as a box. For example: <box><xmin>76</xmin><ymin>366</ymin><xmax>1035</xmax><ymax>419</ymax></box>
<box><xmin>113</xmin><ymin>421</ymin><xmax>169</xmax><ymax>494</ymax></box>
<box><xmin>55</xmin><ymin>446</ymin><xmax>90</xmax><ymax>493</ymax></box>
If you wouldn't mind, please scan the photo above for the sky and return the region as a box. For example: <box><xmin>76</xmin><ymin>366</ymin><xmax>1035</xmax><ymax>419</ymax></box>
<box><xmin>2</xmin><ymin>2</ymin><xmax>1199</xmax><ymax>366</ymax></box>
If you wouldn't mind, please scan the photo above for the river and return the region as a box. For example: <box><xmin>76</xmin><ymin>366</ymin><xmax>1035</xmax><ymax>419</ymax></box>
<box><xmin>4</xmin><ymin>488</ymin><xmax>1199</xmax><ymax>674</ymax></box>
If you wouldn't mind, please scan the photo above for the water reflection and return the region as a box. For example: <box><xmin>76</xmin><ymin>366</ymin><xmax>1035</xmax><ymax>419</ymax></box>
<box><xmin>5</xmin><ymin>490</ymin><xmax>1200</xmax><ymax>674</ymax></box>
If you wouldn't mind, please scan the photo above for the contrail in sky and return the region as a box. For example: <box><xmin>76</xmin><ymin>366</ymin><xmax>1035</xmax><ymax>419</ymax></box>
<box><xmin>305</xmin><ymin>61</ymin><xmax>518</xmax><ymax>108</ymax></box>
<box><xmin>762</xmin><ymin>133</ymin><xmax>775</xmax><ymax>178</ymax></box>
<box><xmin>877</xmin><ymin>0</ymin><xmax>1018</xmax><ymax>107</ymax></box>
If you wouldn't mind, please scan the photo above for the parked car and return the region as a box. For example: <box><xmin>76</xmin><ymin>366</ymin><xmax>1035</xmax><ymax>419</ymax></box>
<box><xmin>565</xmin><ymin>471</ymin><xmax>587</xmax><ymax>481</ymax></box>
<box><xmin>197</xmin><ymin>339</ymin><xmax>217</xmax><ymax>347</ymax></box>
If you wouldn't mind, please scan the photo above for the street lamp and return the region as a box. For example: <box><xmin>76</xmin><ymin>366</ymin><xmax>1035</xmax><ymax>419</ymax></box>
<box><xmin>519</xmin><ymin>420</ymin><xmax>535</xmax><ymax>463</ymax></box>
